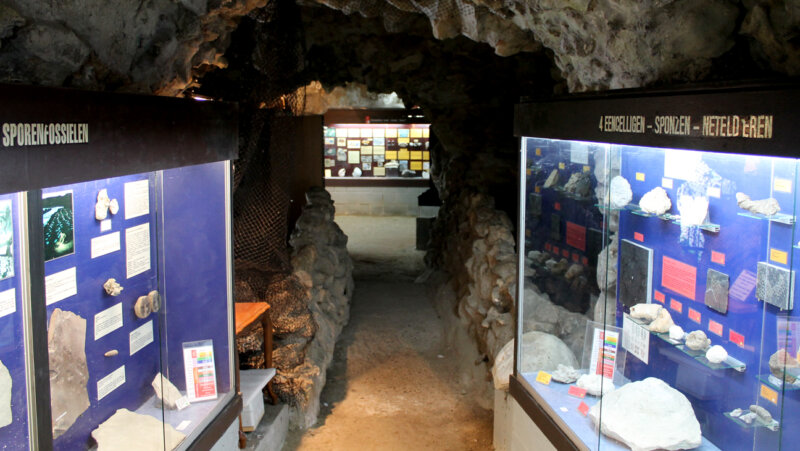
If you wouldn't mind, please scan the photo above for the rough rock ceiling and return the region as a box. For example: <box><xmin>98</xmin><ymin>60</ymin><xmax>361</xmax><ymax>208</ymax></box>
<box><xmin>1</xmin><ymin>1</ymin><xmax>797</xmax><ymax>95</ymax></box>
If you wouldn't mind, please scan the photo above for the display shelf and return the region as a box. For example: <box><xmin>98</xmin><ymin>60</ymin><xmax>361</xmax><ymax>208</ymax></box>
<box><xmin>737</xmin><ymin>212</ymin><xmax>795</xmax><ymax>225</ymax></box>
<box><xmin>676</xmin><ymin>345</ymin><xmax>746</xmax><ymax>372</ymax></box>
<box><xmin>552</xmin><ymin>186</ymin><xmax>594</xmax><ymax>202</ymax></box>
<box><xmin>626</xmin><ymin>204</ymin><xmax>720</xmax><ymax>232</ymax></box>
<box><xmin>757</xmin><ymin>373</ymin><xmax>800</xmax><ymax>391</ymax></box>
<box><xmin>723</xmin><ymin>411</ymin><xmax>779</xmax><ymax>431</ymax></box>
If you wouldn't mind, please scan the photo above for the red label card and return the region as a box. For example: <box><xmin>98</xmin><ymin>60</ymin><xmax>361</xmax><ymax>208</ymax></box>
<box><xmin>572</xmin><ymin>253</ymin><xmax>580</xmax><ymax>262</ymax></box>
<box><xmin>711</xmin><ymin>251</ymin><xmax>726</xmax><ymax>265</ymax></box>
<box><xmin>688</xmin><ymin>308</ymin><xmax>701</xmax><ymax>323</ymax></box>
<box><xmin>553</xmin><ymin>246</ymin><xmax>559</xmax><ymax>255</ymax></box>
<box><xmin>730</xmin><ymin>330</ymin><xmax>745</xmax><ymax>347</ymax></box>
<box><xmin>562</xmin><ymin>249</ymin><xmax>570</xmax><ymax>258</ymax></box>
<box><xmin>634</xmin><ymin>232</ymin><xmax>644</xmax><ymax>242</ymax></box>
<box><xmin>708</xmin><ymin>319</ymin><xmax>723</xmax><ymax>336</ymax></box>
<box><xmin>662</xmin><ymin>256</ymin><xmax>697</xmax><ymax>300</ymax></box>
<box><xmin>545</xmin><ymin>243</ymin><xmax>551</xmax><ymax>251</ymax></box>
<box><xmin>554</xmin><ymin>202</ymin><xmax>561</xmax><ymax>211</ymax></box>
<box><xmin>578</xmin><ymin>402</ymin><xmax>589</xmax><ymax>416</ymax></box>
<box><xmin>670</xmin><ymin>299</ymin><xmax>683</xmax><ymax>314</ymax></box>
<box><xmin>654</xmin><ymin>290</ymin><xmax>665</xmax><ymax>303</ymax></box>
<box><xmin>581</xmin><ymin>256</ymin><xmax>588</xmax><ymax>265</ymax></box>
<box><xmin>566</xmin><ymin>222</ymin><xmax>587</xmax><ymax>251</ymax></box>
<box><xmin>568</xmin><ymin>386</ymin><xmax>587</xmax><ymax>398</ymax></box>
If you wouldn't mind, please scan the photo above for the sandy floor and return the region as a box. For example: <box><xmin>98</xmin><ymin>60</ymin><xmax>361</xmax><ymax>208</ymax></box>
<box><xmin>283</xmin><ymin>215</ymin><xmax>493</xmax><ymax>450</ymax></box>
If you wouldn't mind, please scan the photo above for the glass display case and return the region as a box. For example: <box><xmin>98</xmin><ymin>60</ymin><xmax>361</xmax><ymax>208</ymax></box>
<box><xmin>0</xmin><ymin>84</ymin><xmax>239</xmax><ymax>450</ymax></box>
<box><xmin>513</xmin><ymin>85</ymin><xmax>800</xmax><ymax>450</ymax></box>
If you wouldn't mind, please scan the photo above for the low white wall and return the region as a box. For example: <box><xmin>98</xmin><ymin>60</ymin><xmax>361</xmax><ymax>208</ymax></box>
<box><xmin>327</xmin><ymin>186</ymin><xmax>429</xmax><ymax>216</ymax></box>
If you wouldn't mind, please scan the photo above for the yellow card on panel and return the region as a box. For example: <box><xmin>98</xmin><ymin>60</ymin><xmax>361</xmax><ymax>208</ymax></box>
<box><xmin>398</xmin><ymin>137</ymin><xmax>410</xmax><ymax>145</ymax></box>
<box><xmin>373</xmin><ymin>166</ymin><xmax>386</xmax><ymax>176</ymax></box>
<box><xmin>410</xmin><ymin>151</ymin><xmax>423</xmax><ymax>160</ymax></box>
<box><xmin>423</xmin><ymin>128</ymin><xmax>429</xmax><ymax>138</ymax></box>
<box><xmin>324</xmin><ymin>169</ymin><xmax>331</xmax><ymax>177</ymax></box>
<box><xmin>336</xmin><ymin>128</ymin><xmax>347</xmax><ymax>138</ymax></box>
<box><xmin>386</xmin><ymin>150</ymin><xmax>398</xmax><ymax>160</ymax></box>
<box><xmin>373</xmin><ymin>128</ymin><xmax>385</xmax><ymax>138</ymax></box>
<box><xmin>348</xmin><ymin>128</ymin><xmax>360</xmax><ymax>138</ymax></box>
<box><xmin>361</xmin><ymin>146</ymin><xmax>373</xmax><ymax>155</ymax></box>
<box><xmin>385</xmin><ymin>128</ymin><xmax>398</xmax><ymax>138</ymax></box>
<box><xmin>348</xmin><ymin>151</ymin><xmax>360</xmax><ymax>164</ymax></box>
<box><xmin>410</xmin><ymin>161</ymin><xmax>423</xmax><ymax>171</ymax></box>
<box><xmin>423</xmin><ymin>151</ymin><xmax>430</xmax><ymax>160</ymax></box>
<box><xmin>410</xmin><ymin>128</ymin><xmax>423</xmax><ymax>138</ymax></box>
<box><xmin>373</xmin><ymin>146</ymin><xmax>385</xmax><ymax>155</ymax></box>
<box><xmin>398</xmin><ymin>149</ymin><xmax>410</xmax><ymax>160</ymax></box>
<box><xmin>360</xmin><ymin>128</ymin><xmax>373</xmax><ymax>138</ymax></box>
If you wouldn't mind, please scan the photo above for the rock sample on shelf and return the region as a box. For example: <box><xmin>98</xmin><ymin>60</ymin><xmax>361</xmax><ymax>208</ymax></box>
<box><xmin>686</xmin><ymin>330</ymin><xmax>712</xmax><ymax>351</ymax></box>
<box><xmin>609</xmin><ymin>176</ymin><xmax>632</xmax><ymax>208</ymax></box>
<box><xmin>706</xmin><ymin>345</ymin><xmax>728</xmax><ymax>364</ymax></box>
<box><xmin>551</xmin><ymin>364</ymin><xmax>580</xmax><ymax>384</ymax></box>
<box><xmin>48</xmin><ymin>308</ymin><xmax>90</xmax><ymax>439</ymax></box>
<box><xmin>152</xmin><ymin>373</ymin><xmax>185</xmax><ymax>410</ymax></box>
<box><xmin>648</xmin><ymin>308</ymin><xmax>674</xmax><ymax>333</ymax></box>
<box><xmin>134</xmin><ymin>295</ymin><xmax>152</xmax><ymax>319</ymax></box>
<box><xmin>91</xmin><ymin>408</ymin><xmax>185</xmax><ymax>450</ymax></box>
<box><xmin>638</xmin><ymin>187</ymin><xmax>672</xmax><ymax>215</ymax></box>
<box><xmin>668</xmin><ymin>325</ymin><xmax>685</xmax><ymax>341</ymax></box>
<box><xmin>768</xmin><ymin>349</ymin><xmax>800</xmax><ymax>383</ymax></box>
<box><xmin>543</xmin><ymin>169</ymin><xmax>559</xmax><ymax>188</ymax></box>
<box><xmin>519</xmin><ymin>331</ymin><xmax>579</xmax><ymax>375</ymax></box>
<box><xmin>563</xmin><ymin>172</ymin><xmax>592</xmax><ymax>197</ymax></box>
<box><xmin>630</xmin><ymin>303</ymin><xmax>662</xmax><ymax>322</ymax></box>
<box><xmin>577</xmin><ymin>374</ymin><xmax>615</xmax><ymax>396</ymax></box>
<box><xmin>750</xmin><ymin>404</ymin><xmax>773</xmax><ymax>423</ymax></box>
<box><xmin>589</xmin><ymin>377</ymin><xmax>702</xmax><ymax>451</ymax></box>
<box><xmin>677</xmin><ymin>188</ymin><xmax>709</xmax><ymax>226</ymax></box>
<box><xmin>0</xmin><ymin>359</ymin><xmax>10</xmax><ymax>429</ymax></box>
<box><xmin>736</xmin><ymin>192</ymin><xmax>780</xmax><ymax>216</ymax></box>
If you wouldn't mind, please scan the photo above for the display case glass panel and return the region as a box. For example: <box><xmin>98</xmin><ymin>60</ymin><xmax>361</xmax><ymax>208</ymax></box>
<box><xmin>515</xmin><ymin>87</ymin><xmax>800</xmax><ymax>451</ymax></box>
<box><xmin>0</xmin><ymin>191</ymin><xmax>33</xmax><ymax>449</ymax></box>
<box><xmin>44</xmin><ymin>161</ymin><xmax>233</xmax><ymax>450</ymax></box>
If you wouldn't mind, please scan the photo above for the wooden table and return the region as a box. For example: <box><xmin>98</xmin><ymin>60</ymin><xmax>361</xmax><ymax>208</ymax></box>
<box><xmin>234</xmin><ymin>302</ymin><xmax>278</xmax><ymax>447</ymax></box>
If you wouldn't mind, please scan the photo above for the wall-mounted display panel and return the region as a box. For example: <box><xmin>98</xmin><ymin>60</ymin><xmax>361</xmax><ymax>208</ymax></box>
<box><xmin>513</xmin><ymin>85</ymin><xmax>800</xmax><ymax>451</ymax></box>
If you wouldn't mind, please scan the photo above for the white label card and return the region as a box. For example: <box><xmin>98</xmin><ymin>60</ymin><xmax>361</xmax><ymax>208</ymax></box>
<box><xmin>664</xmin><ymin>149</ymin><xmax>703</xmax><ymax>181</ymax></box>
<box><xmin>100</xmin><ymin>219</ymin><xmax>112</xmax><ymax>232</ymax></box>
<box><xmin>570</xmin><ymin>146</ymin><xmax>589</xmax><ymax>165</ymax></box>
<box><xmin>176</xmin><ymin>420</ymin><xmax>192</xmax><ymax>431</ymax></box>
<box><xmin>175</xmin><ymin>396</ymin><xmax>191</xmax><ymax>411</ymax></box>
<box><xmin>91</xmin><ymin>231</ymin><xmax>120</xmax><ymax>259</ymax></box>
<box><xmin>97</xmin><ymin>365</ymin><xmax>126</xmax><ymax>401</ymax></box>
<box><xmin>95</xmin><ymin>302</ymin><xmax>123</xmax><ymax>341</ymax></box>
<box><xmin>125</xmin><ymin>223</ymin><xmax>151</xmax><ymax>279</ymax></box>
<box><xmin>124</xmin><ymin>180</ymin><xmax>149</xmax><ymax>220</ymax></box>
<box><xmin>707</xmin><ymin>186</ymin><xmax>721</xmax><ymax>198</ymax></box>
<box><xmin>45</xmin><ymin>267</ymin><xmax>77</xmax><ymax>305</ymax></box>
<box><xmin>622</xmin><ymin>314</ymin><xmax>650</xmax><ymax>365</ymax></box>
<box><xmin>129</xmin><ymin>320</ymin><xmax>154</xmax><ymax>356</ymax></box>
<box><xmin>662</xmin><ymin>178</ymin><xmax>674</xmax><ymax>189</ymax></box>
<box><xmin>0</xmin><ymin>288</ymin><xmax>15</xmax><ymax>318</ymax></box>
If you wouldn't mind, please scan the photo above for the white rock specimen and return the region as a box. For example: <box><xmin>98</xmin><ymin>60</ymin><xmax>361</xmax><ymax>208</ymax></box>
<box><xmin>91</xmin><ymin>408</ymin><xmax>185</xmax><ymax>450</ymax></box>
<box><xmin>48</xmin><ymin>308</ymin><xmax>90</xmax><ymax>439</ymax></box>
<box><xmin>337</xmin><ymin>168</ymin><xmax>346</xmax><ymax>177</ymax></box>
<box><xmin>638</xmin><ymin>187</ymin><xmax>672</xmax><ymax>215</ymax></box>
<box><xmin>95</xmin><ymin>189</ymin><xmax>119</xmax><ymax>221</ymax></box>
<box><xmin>609</xmin><ymin>176</ymin><xmax>633</xmax><ymax>208</ymax></box>
<box><xmin>108</xmin><ymin>198</ymin><xmax>119</xmax><ymax>215</ymax></box>
<box><xmin>750</xmin><ymin>404</ymin><xmax>772</xmax><ymax>423</ymax></box>
<box><xmin>706</xmin><ymin>345</ymin><xmax>728</xmax><ymax>364</ymax></box>
<box><xmin>0</xmin><ymin>359</ymin><xmax>11</xmax><ymax>429</ymax></box>
<box><xmin>147</xmin><ymin>290</ymin><xmax>161</xmax><ymax>313</ymax></box>
<box><xmin>588</xmin><ymin>377</ymin><xmax>702</xmax><ymax>451</ymax></box>
<box><xmin>544</xmin><ymin>169</ymin><xmax>559</xmax><ymax>188</ymax></box>
<box><xmin>551</xmin><ymin>364</ymin><xmax>580</xmax><ymax>384</ymax></box>
<box><xmin>737</xmin><ymin>192</ymin><xmax>781</xmax><ymax>216</ymax></box>
<box><xmin>629</xmin><ymin>303</ymin><xmax>662</xmax><ymax>322</ymax></box>
<box><xmin>677</xmin><ymin>191</ymin><xmax>709</xmax><ymax>226</ymax></box>
<box><xmin>668</xmin><ymin>325</ymin><xmax>685</xmax><ymax>341</ymax></box>
<box><xmin>519</xmin><ymin>331</ymin><xmax>579</xmax><ymax>375</ymax></box>
<box><xmin>739</xmin><ymin>412</ymin><xmax>757</xmax><ymax>424</ymax></box>
<box><xmin>577</xmin><ymin>373</ymin><xmax>615</xmax><ymax>396</ymax></box>
<box><xmin>103</xmin><ymin>278</ymin><xmax>123</xmax><ymax>296</ymax></box>
<box><xmin>104</xmin><ymin>350</ymin><xmax>118</xmax><ymax>357</ymax></box>
<box><xmin>352</xmin><ymin>166</ymin><xmax>362</xmax><ymax>177</ymax></box>
<box><xmin>152</xmin><ymin>373</ymin><xmax>185</xmax><ymax>410</ymax></box>
<box><xmin>686</xmin><ymin>330</ymin><xmax>711</xmax><ymax>351</ymax></box>
<box><xmin>564</xmin><ymin>264</ymin><xmax>583</xmax><ymax>281</ymax></box>
<box><xmin>134</xmin><ymin>295</ymin><xmax>152</xmax><ymax>319</ymax></box>
<box><xmin>95</xmin><ymin>202</ymin><xmax>108</xmax><ymax>221</ymax></box>
<box><xmin>648</xmin><ymin>308</ymin><xmax>674</xmax><ymax>333</ymax></box>
<box><xmin>730</xmin><ymin>408</ymin><xmax>743</xmax><ymax>418</ymax></box>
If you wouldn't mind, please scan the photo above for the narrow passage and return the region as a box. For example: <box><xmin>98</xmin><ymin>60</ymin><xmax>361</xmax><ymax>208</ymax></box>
<box><xmin>284</xmin><ymin>216</ymin><xmax>492</xmax><ymax>450</ymax></box>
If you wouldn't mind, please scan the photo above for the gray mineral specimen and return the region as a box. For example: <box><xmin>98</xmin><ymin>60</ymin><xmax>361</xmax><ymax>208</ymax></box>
<box><xmin>769</xmin><ymin>349</ymin><xmax>800</xmax><ymax>383</ymax></box>
<box><xmin>749</xmin><ymin>404</ymin><xmax>773</xmax><ymax>423</ymax></box>
<box><xmin>610</xmin><ymin>176</ymin><xmax>632</xmax><ymax>208</ymax></box>
<box><xmin>685</xmin><ymin>330</ymin><xmax>711</xmax><ymax>351</ymax></box>
<box><xmin>736</xmin><ymin>192</ymin><xmax>780</xmax><ymax>216</ymax></box>
<box><xmin>544</xmin><ymin>169</ymin><xmax>559</xmax><ymax>188</ymax></box>
<box><xmin>648</xmin><ymin>308</ymin><xmax>674</xmax><ymax>333</ymax></box>
<box><xmin>630</xmin><ymin>303</ymin><xmax>662</xmax><ymax>322</ymax></box>
<box><xmin>550</xmin><ymin>364</ymin><xmax>580</xmax><ymax>384</ymax></box>
<box><xmin>563</xmin><ymin>172</ymin><xmax>592</xmax><ymax>197</ymax></box>
<box><xmin>48</xmin><ymin>308</ymin><xmax>90</xmax><ymax>438</ymax></box>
